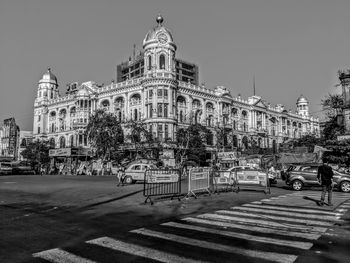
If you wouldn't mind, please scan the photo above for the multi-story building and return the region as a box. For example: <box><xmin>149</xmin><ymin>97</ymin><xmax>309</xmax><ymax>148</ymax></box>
<box><xmin>0</xmin><ymin>118</ymin><xmax>20</xmax><ymax>159</ymax></box>
<box><xmin>117</xmin><ymin>52</ymin><xmax>199</xmax><ymax>85</ymax></box>
<box><xmin>32</xmin><ymin>15</ymin><xmax>319</xmax><ymax>156</ymax></box>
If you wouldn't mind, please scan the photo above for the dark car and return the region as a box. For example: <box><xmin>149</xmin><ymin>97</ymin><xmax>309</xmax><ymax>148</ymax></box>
<box><xmin>0</xmin><ymin>162</ymin><xmax>13</xmax><ymax>175</ymax></box>
<box><xmin>11</xmin><ymin>161</ymin><xmax>36</xmax><ymax>175</ymax></box>
<box><xmin>283</xmin><ymin>163</ymin><xmax>350</xmax><ymax>192</ymax></box>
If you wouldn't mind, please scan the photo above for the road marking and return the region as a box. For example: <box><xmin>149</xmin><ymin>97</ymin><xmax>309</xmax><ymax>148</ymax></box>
<box><xmin>231</xmin><ymin>206</ymin><xmax>338</xmax><ymax>221</ymax></box>
<box><xmin>33</xmin><ymin>248</ymin><xmax>96</xmax><ymax>263</ymax></box>
<box><xmin>197</xmin><ymin>213</ymin><xmax>328</xmax><ymax>233</ymax></box>
<box><xmin>86</xmin><ymin>237</ymin><xmax>205</xmax><ymax>263</ymax></box>
<box><xmin>182</xmin><ymin>217</ymin><xmax>321</xmax><ymax>240</ymax></box>
<box><xmin>217</xmin><ymin>210</ymin><xmax>333</xmax><ymax>227</ymax></box>
<box><xmin>243</xmin><ymin>204</ymin><xmax>339</xmax><ymax>215</ymax></box>
<box><xmin>3</xmin><ymin>181</ymin><xmax>16</xmax><ymax>184</ymax></box>
<box><xmin>131</xmin><ymin>228</ymin><xmax>298</xmax><ymax>263</ymax></box>
<box><xmin>162</xmin><ymin>221</ymin><xmax>313</xmax><ymax>249</ymax></box>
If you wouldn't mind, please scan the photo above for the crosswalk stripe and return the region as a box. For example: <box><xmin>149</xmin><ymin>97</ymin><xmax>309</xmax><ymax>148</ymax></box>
<box><xmin>198</xmin><ymin>213</ymin><xmax>328</xmax><ymax>233</ymax></box>
<box><xmin>32</xmin><ymin>248</ymin><xmax>96</xmax><ymax>263</ymax></box>
<box><xmin>131</xmin><ymin>228</ymin><xmax>298</xmax><ymax>263</ymax></box>
<box><xmin>86</xmin><ymin>237</ymin><xmax>205</xmax><ymax>263</ymax></box>
<box><xmin>231</xmin><ymin>206</ymin><xmax>338</xmax><ymax>221</ymax></box>
<box><xmin>217</xmin><ymin>210</ymin><xmax>333</xmax><ymax>226</ymax></box>
<box><xmin>162</xmin><ymin>221</ymin><xmax>313</xmax><ymax>250</ymax></box>
<box><xmin>243</xmin><ymin>204</ymin><xmax>339</xmax><ymax>215</ymax></box>
<box><xmin>182</xmin><ymin>217</ymin><xmax>321</xmax><ymax>240</ymax></box>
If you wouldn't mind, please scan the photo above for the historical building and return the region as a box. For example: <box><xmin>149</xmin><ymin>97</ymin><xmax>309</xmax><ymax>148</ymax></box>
<box><xmin>0</xmin><ymin>118</ymin><xmax>20</xmax><ymax>159</ymax></box>
<box><xmin>32</xmin><ymin>15</ymin><xmax>320</xmax><ymax>156</ymax></box>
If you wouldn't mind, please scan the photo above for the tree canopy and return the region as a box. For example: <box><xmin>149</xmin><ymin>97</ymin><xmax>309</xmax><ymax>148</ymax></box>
<box><xmin>85</xmin><ymin>109</ymin><xmax>124</xmax><ymax>160</ymax></box>
<box><xmin>20</xmin><ymin>140</ymin><xmax>50</xmax><ymax>167</ymax></box>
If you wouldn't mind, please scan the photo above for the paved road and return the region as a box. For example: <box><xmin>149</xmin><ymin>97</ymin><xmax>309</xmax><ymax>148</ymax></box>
<box><xmin>1</xmin><ymin>175</ymin><xmax>349</xmax><ymax>263</ymax></box>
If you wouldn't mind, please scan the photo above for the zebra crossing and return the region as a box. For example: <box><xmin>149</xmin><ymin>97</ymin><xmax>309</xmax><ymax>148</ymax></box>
<box><xmin>33</xmin><ymin>192</ymin><xmax>350</xmax><ymax>263</ymax></box>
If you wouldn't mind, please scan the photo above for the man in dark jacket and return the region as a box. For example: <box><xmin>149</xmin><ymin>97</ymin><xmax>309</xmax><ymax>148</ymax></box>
<box><xmin>317</xmin><ymin>160</ymin><xmax>334</xmax><ymax>206</ymax></box>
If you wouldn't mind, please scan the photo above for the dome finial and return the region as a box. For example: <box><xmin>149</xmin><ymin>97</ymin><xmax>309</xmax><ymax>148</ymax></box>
<box><xmin>156</xmin><ymin>14</ymin><xmax>164</xmax><ymax>26</ymax></box>
<box><xmin>47</xmin><ymin>67</ymin><xmax>51</xmax><ymax>72</ymax></box>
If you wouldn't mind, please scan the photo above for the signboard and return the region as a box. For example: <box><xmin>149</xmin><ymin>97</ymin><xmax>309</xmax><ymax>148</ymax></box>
<box><xmin>337</xmin><ymin>134</ymin><xmax>350</xmax><ymax>141</ymax></box>
<box><xmin>160</xmin><ymin>149</ymin><xmax>174</xmax><ymax>159</ymax></box>
<box><xmin>217</xmin><ymin>151</ymin><xmax>238</xmax><ymax>161</ymax></box>
<box><xmin>237</xmin><ymin>170</ymin><xmax>260</xmax><ymax>185</ymax></box>
<box><xmin>146</xmin><ymin>171</ymin><xmax>179</xmax><ymax>183</ymax></box>
<box><xmin>49</xmin><ymin>148</ymin><xmax>71</xmax><ymax>157</ymax></box>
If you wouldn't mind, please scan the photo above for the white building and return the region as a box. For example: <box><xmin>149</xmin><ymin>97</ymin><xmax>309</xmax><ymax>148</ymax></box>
<box><xmin>33</xmin><ymin>15</ymin><xmax>320</xmax><ymax>154</ymax></box>
<box><xmin>17</xmin><ymin>131</ymin><xmax>33</xmax><ymax>161</ymax></box>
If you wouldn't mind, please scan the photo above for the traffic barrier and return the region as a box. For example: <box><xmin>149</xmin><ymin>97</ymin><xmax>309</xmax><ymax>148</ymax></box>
<box><xmin>187</xmin><ymin>167</ymin><xmax>211</xmax><ymax>198</ymax></box>
<box><xmin>212</xmin><ymin>170</ymin><xmax>238</xmax><ymax>193</ymax></box>
<box><xmin>235</xmin><ymin>169</ymin><xmax>270</xmax><ymax>194</ymax></box>
<box><xmin>143</xmin><ymin>169</ymin><xmax>181</xmax><ymax>205</ymax></box>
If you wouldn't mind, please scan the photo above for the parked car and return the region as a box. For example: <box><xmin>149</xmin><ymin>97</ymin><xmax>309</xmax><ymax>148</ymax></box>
<box><xmin>0</xmin><ymin>162</ymin><xmax>13</xmax><ymax>175</ymax></box>
<box><xmin>283</xmin><ymin>163</ymin><xmax>350</xmax><ymax>192</ymax></box>
<box><xmin>11</xmin><ymin>161</ymin><xmax>36</xmax><ymax>175</ymax></box>
<box><xmin>226</xmin><ymin>166</ymin><xmax>277</xmax><ymax>185</ymax></box>
<box><xmin>124</xmin><ymin>163</ymin><xmax>158</xmax><ymax>184</ymax></box>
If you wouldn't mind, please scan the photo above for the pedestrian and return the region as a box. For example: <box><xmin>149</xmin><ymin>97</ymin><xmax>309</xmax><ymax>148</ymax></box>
<box><xmin>116</xmin><ymin>165</ymin><xmax>123</xmax><ymax>186</ymax></box>
<box><xmin>40</xmin><ymin>164</ymin><xmax>45</xmax><ymax>176</ymax></box>
<box><xmin>317</xmin><ymin>159</ymin><xmax>334</xmax><ymax>206</ymax></box>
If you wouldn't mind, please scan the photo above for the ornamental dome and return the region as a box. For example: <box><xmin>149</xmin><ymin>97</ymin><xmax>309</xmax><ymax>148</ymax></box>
<box><xmin>39</xmin><ymin>68</ymin><xmax>57</xmax><ymax>85</ymax></box>
<box><xmin>297</xmin><ymin>94</ymin><xmax>308</xmax><ymax>104</ymax></box>
<box><xmin>143</xmin><ymin>15</ymin><xmax>174</xmax><ymax>46</ymax></box>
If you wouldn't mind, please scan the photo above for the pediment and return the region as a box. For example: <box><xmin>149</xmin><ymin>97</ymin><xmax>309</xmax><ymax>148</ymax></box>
<box><xmin>253</xmin><ymin>99</ymin><xmax>268</xmax><ymax>109</ymax></box>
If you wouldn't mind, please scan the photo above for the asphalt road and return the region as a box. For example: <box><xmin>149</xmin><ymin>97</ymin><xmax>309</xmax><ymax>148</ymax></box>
<box><xmin>0</xmin><ymin>175</ymin><xmax>349</xmax><ymax>263</ymax></box>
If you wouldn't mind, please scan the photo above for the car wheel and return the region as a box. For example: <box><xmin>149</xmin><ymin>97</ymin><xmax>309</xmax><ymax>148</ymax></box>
<box><xmin>340</xmin><ymin>181</ymin><xmax>350</xmax><ymax>193</ymax></box>
<box><xmin>292</xmin><ymin>180</ymin><xmax>303</xmax><ymax>191</ymax></box>
<box><xmin>124</xmin><ymin>176</ymin><xmax>133</xmax><ymax>184</ymax></box>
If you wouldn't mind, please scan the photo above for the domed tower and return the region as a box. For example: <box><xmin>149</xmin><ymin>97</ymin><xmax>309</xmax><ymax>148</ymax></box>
<box><xmin>296</xmin><ymin>95</ymin><xmax>309</xmax><ymax>117</ymax></box>
<box><xmin>141</xmin><ymin>15</ymin><xmax>178</xmax><ymax>141</ymax></box>
<box><xmin>33</xmin><ymin>68</ymin><xmax>59</xmax><ymax>138</ymax></box>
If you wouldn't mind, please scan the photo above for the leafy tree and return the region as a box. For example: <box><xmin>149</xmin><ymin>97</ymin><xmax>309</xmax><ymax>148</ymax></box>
<box><xmin>20</xmin><ymin>140</ymin><xmax>50</xmax><ymax>168</ymax></box>
<box><xmin>292</xmin><ymin>134</ymin><xmax>324</xmax><ymax>152</ymax></box>
<box><xmin>176</xmin><ymin>124</ymin><xmax>209</xmax><ymax>165</ymax></box>
<box><xmin>85</xmin><ymin>109</ymin><xmax>124</xmax><ymax>161</ymax></box>
<box><xmin>124</xmin><ymin>120</ymin><xmax>160</xmax><ymax>159</ymax></box>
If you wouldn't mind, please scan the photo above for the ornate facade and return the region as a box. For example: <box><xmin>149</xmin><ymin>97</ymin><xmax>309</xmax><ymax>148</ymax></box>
<box><xmin>33</xmin><ymin>15</ymin><xmax>320</xmax><ymax>153</ymax></box>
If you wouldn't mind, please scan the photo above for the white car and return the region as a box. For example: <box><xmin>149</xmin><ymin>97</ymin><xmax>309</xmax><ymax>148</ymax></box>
<box><xmin>227</xmin><ymin>166</ymin><xmax>277</xmax><ymax>185</ymax></box>
<box><xmin>124</xmin><ymin>163</ymin><xmax>157</xmax><ymax>184</ymax></box>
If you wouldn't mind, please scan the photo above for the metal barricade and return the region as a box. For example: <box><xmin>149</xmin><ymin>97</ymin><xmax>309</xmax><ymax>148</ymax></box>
<box><xmin>235</xmin><ymin>169</ymin><xmax>270</xmax><ymax>194</ymax></box>
<box><xmin>212</xmin><ymin>170</ymin><xmax>238</xmax><ymax>193</ymax></box>
<box><xmin>143</xmin><ymin>169</ymin><xmax>181</xmax><ymax>205</ymax></box>
<box><xmin>187</xmin><ymin>167</ymin><xmax>211</xmax><ymax>198</ymax></box>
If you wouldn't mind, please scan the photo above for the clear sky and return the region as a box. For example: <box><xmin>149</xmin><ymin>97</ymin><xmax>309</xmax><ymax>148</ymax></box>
<box><xmin>1</xmin><ymin>0</ymin><xmax>350</xmax><ymax>131</ymax></box>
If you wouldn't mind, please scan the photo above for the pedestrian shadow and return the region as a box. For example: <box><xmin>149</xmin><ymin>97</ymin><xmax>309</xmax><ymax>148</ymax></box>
<box><xmin>303</xmin><ymin>196</ymin><xmax>322</xmax><ymax>206</ymax></box>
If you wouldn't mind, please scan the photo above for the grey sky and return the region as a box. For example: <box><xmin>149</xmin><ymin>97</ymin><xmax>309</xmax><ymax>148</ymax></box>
<box><xmin>1</xmin><ymin>0</ymin><xmax>349</xmax><ymax>131</ymax></box>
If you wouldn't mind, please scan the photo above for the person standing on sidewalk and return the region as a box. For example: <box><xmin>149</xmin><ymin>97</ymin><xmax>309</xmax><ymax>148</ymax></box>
<box><xmin>317</xmin><ymin>160</ymin><xmax>334</xmax><ymax>206</ymax></box>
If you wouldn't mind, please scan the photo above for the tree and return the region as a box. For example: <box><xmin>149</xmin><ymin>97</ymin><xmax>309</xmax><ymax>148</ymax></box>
<box><xmin>124</xmin><ymin>120</ymin><xmax>158</xmax><ymax>159</ymax></box>
<box><xmin>85</xmin><ymin>109</ymin><xmax>124</xmax><ymax>161</ymax></box>
<box><xmin>176</xmin><ymin>124</ymin><xmax>209</xmax><ymax>165</ymax></box>
<box><xmin>21</xmin><ymin>140</ymin><xmax>50</xmax><ymax>169</ymax></box>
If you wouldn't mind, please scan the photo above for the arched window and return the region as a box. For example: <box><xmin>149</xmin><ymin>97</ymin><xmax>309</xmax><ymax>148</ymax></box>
<box><xmin>20</xmin><ymin>139</ymin><xmax>26</xmax><ymax>147</ymax></box>
<box><xmin>148</xmin><ymin>55</ymin><xmax>152</xmax><ymax>70</ymax></box>
<box><xmin>70</xmin><ymin>135</ymin><xmax>74</xmax><ymax>147</ymax></box>
<box><xmin>134</xmin><ymin>109</ymin><xmax>138</xmax><ymax>121</ymax></box>
<box><xmin>159</xmin><ymin>54</ymin><xmax>165</xmax><ymax>69</ymax></box>
<box><xmin>207</xmin><ymin>132</ymin><xmax>214</xmax><ymax>146</ymax></box>
<box><xmin>49</xmin><ymin>138</ymin><xmax>55</xmax><ymax>149</ymax></box>
<box><xmin>180</xmin><ymin>111</ymin><xmax>183</xmax><ymax>122</ymax></box>
<box><xmin>51</xmin><ymin>123</ymin><xmax>55</xmax><ymax>133</ymax></box>
<box><xmin>59</xmin><ymin>137</ymin><xmax>66</xmax><ymax>148</ymax></box>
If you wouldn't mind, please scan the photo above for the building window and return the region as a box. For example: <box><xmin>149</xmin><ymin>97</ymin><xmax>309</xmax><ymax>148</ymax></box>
<box><xmin>149</xmin><ymin>104</ymin><xmax>153</xmax><ymax>118</ymax></box>
<box><xmin>148</xmin><ymin>55</ymin><xmax>152</xmax><ymax>70</ymax></box>
<box><xmin>164</xmin><ymin>104</ymin><xmax>168</xmax><ymax>118</ymax></box>
<box><xmin>38</xmin><ymin>115</ymin><xmax>41</xmax><ymax>122</ymax></box>
<box><xmin>149</xmin><ymin>89</ymin><xmax>153</xmax><ymax>99</ymax></box>
<box><xmin>179</xmin><ymin>111</ymin><xmax>183</xmax><ymax>122</ymax></box>
<box><xmin>134</xmin><ymin>109</ymin><xmax>138</xmax><ymax>120</ymax></box>
<box><xmin>158</xmin><ymin>89</ymin><xmax>163</xmax><ymax>97</ymax></box>
<box><xmin>159</xmin><ymin>54</ymin><xmax>165</xmax><ymax>69</ymax></box>
<box><xmin>37</xmin><ymin>127</ymin><xmax>40</xmax><ymax>134</ymax></box>
<box><xmin>158</xmin><ymin>103</ymin><xmax>163</xmax><ymax>117</ymax></box>
<box><xmin>158</xmin><ymin>124</ymin><xmax>163</xmax><ymax>139</ymax></box>
<box><xmin>164</xmin><ymin>89</ymin><xmax>168</xmax><ymax>98</ymax></box>
<box><xmin>165</xmin><ymin>124</ymin><xmax>169</xmax><ymax>139</ymax></box>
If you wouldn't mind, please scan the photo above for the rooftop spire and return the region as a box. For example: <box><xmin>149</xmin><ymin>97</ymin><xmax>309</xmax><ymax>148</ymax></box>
<box><xmin>156</xmin><ymin>14</ymin><xmax>164</xmax><ymax>26</ymax></box>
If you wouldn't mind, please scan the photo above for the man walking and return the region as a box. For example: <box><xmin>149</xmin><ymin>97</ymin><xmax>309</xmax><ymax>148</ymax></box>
<box><xmin>317</xmin><ymin>160</ymin><xmax>334</xmax><ymax>206</ymax></box>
